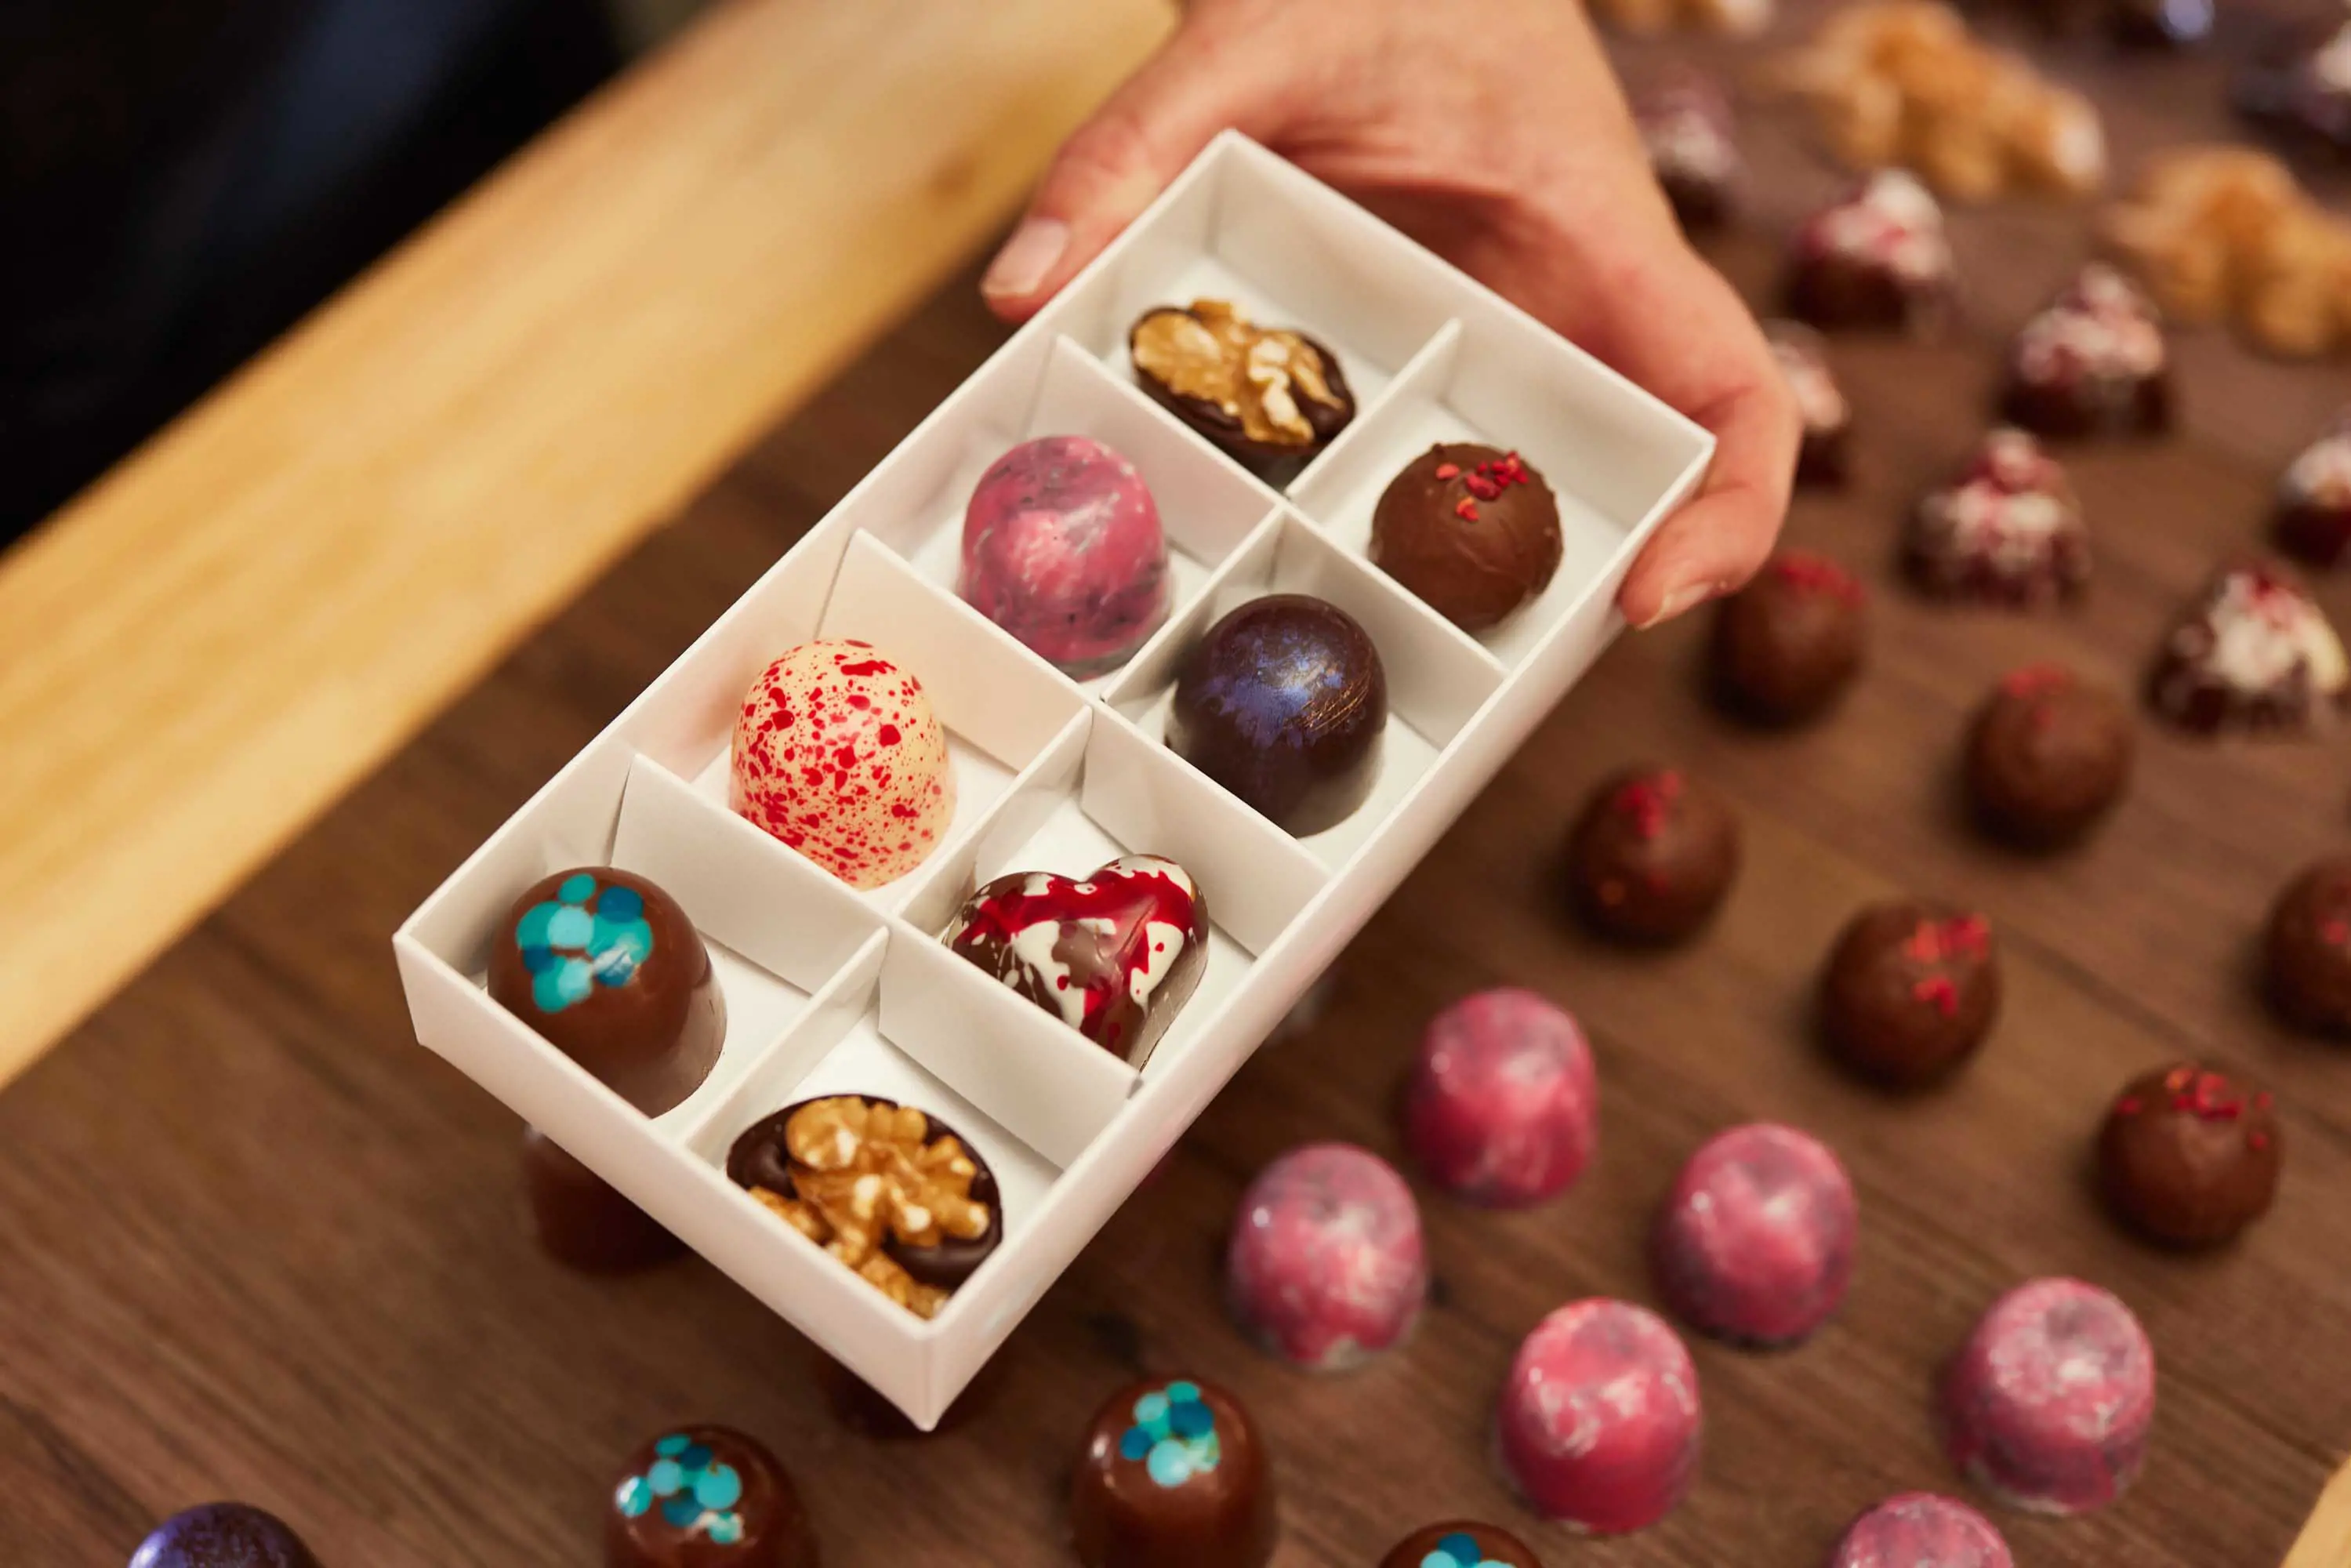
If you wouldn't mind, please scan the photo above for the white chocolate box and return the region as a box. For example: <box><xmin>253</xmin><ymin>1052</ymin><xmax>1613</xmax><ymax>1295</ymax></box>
<box><xmin>394</xmin><ymin>132</ymin><xmax>1713</xmax><ymax>1428</ymax></box>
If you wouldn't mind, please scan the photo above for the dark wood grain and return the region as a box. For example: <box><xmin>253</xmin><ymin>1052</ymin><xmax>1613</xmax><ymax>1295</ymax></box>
<box><xmin>8</xmin><ymin>20</ymin><xmax>2351</xmax><ymax>1567</ymax></box>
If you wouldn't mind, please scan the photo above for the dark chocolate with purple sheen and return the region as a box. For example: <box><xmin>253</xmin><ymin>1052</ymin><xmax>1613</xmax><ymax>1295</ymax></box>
<box><xmin>1070</xmin><ymin>1377</ymin><xmax>1277</xmax><ymax>1568</ymax></box>
<box><xmin>2236</xmin><ymin>17</ymin><xmax>2351</xmax><ymax>158</ymax></box>
<box><xmin>1964</xmin><ymin>664</ymin><xmax>2133</xmax><ymax>848</ymax></box>
<box><xmin>1785</xmin><ymin>171</ymin><xmax>1957</xmax><ymax>338</ymax></box>
<box><xmin>522</xmin><ymin>1125</ymin><xmax>685</xmax><ymax>1274</ymax></box>
<box><xmin>1380</xmin><ymin>1522</ymin><xmax>1545</xmax><ymax>1568</ymax></box>
<box><xmin>2099</xmin><ymin>1062</ymin><xmax>2280</xmax><ymax>1248</ymax></box>
<box><xmin>1166</xmin><ymin>594</ymin><xmax>1387</xmax><ymax>835</ymax></box>
<box><xmin>1565</xmin><ymin>764</ymin><xmax>1740</xmax><ymax>944</ymax></box>
<box><xmin>1767</xmin><ymin>321</ymin><xmax>1850</xmax><ymax>486</ymax></box>
<box><xmin>488</xmin><ymin>867</ymin><xmax>724</xmax><ymax>1116</ymax></box>
<box><xmin>1129</xmin><ymin>300</ymin><xmax>1354</xmax><ymax>482</ymax></box>
<box><xmin>1710</xmin><ymin>550</ymin><xmax>1868</xmax><ymax>724</ymax></box>
<box><xmin>727</xmin><ymin>1096</ymin><xmax>1001</xmax><ymax>1316</ymax></box>
<box><xmin>2274</xmin><ymin>411</ymin><xmax>2351</xmax><ymax>567</ymax></box>
<box><xmin>2146</xmin><ymin>557</ymin><xmax>2349</xmax><ymax>735</ymax></box>
<box><xmin>606</xmin><ymin>1425</ymin><xmax>815</xmax><ymax>1568</ymax></box>
<box><xmin>1820</xmin><ymin>900</ymin><xmax>2001</xmax><ymax>1087</ymax></box>
<box><xmin>944</xmin><ymin>854</ymin><xmax>1208</xmax><ymax>1069</ymax></box>
<box><xmin>2000</xmin><ymin>265</ymin><xmax>2171</xmax><ymax>441</ymax></box>
<box><xmin>131</xmin><ymin>1504</ymin><xmax>321</xmax><ymax>1568</ymax></box>
<box><xmin>2265</xmin><ymin>855</ymin><xmax>2351</xmax><ymax>1036</ymax></box>
<box><xmin>1369</xmin><ymin>444</ymin><xmax>1562</xmax><ymax>632</ymax></box>
<box><xmin>1906</xmin><ymin>428</ymin><xmax>2088</xmax><ymax>607</ymax></box>
<box><xmin>1636</xmin><ymin>71</ymin><xmax>1741</xmax><ymax>234</ymax></box>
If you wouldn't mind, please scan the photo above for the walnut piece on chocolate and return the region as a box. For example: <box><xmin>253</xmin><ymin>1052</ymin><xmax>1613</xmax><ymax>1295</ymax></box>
<box><xmin>1130</xmin><ymin>299</ymin><xmax>1353</xmax><ymax>469</ymax></box>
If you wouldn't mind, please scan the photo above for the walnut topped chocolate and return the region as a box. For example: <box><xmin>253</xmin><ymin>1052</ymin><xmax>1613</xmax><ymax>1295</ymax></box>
<box><xmin>727</xmin><ymin>1094</ymin><xmax>1003</xmax><ymax>1319</ymax></box>
<box><xmin>1131</xmin><ymin>299</ymin><xmax>1355</xmax><ymax>479</ymax></box>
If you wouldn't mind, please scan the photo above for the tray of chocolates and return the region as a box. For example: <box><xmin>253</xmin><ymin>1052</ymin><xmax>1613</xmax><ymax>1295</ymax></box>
<box><xmin>391</xmin><ymin>132</ymin><xmax>1712</xmax><ymax>1428</ymax></box>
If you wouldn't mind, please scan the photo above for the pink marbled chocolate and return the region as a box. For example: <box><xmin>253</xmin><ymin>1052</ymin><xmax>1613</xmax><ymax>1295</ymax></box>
<box><xmin>1403</xmin><ymin>988</ymin><xmax>1598</xmax><ymax>1208</ymax></box>
<box><xmin>1225</xmin><ymin>1143</ymin><xmax>1427</xmax><ymax>1370</ymax></box>
<box><xmin>1496</xmin><ymin>1299</ymin><xmax>1702</xmax><ymax>1534</ymax></box>
<box><xmin>1652</xmin><ymin>1123</ymin><xmax>1857</xmax><ymax>1348</ymax></box>
<box><xmin>959</xmin><ymin>434</ymin><xmax>1170</xmax><ymax>677</ymax></box>
<box><xmin>1828</xmin><ymin>1493</ymin><xmax>2012</xmax><ymax>1568</ymax></box>
<box><xmin>1939</xmin><ymin>1277</ymin><xmax>2154</xmax><ymax>1515</ymax></box>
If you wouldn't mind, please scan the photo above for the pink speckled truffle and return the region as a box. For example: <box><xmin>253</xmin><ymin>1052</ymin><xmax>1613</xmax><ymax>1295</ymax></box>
<box><xmin>1652</xmin><ymin>1123</ymin><xmax>1857</xmax><ymax>1348</ymax></box>
<box><xmin>1403</xmin><ymin>988</ymin><xmax>1598</xmax><ymax>1208</ymax></box>
<box><xmin>960</xmin><ymin>434</ymin><xmax>1171</xmax><ymax>677</ymax></box>
<box><xmin>728</xmin><ymin>640</ymin><xmax>956</xmax><ymax>890</ymax></box>
<box><xmin>1226</xmin><ymin>1143</ymin><xmax>1427</xmax><ymax>1370</ymax></box>
<box><xmin>1828</xmin><ymin>1493</ymin><xmax>2012</xmax><ymax>1568</ymax></box>
<box><xmin>1939</xmin><ymin>1277</ymin><xmax>2154</xmax><ymax>1515</ymax></box>
<box><xmin>1496</xmin><ymin>1299</ymin><xmax>1702</xmax><ymax>1534</ymax></box>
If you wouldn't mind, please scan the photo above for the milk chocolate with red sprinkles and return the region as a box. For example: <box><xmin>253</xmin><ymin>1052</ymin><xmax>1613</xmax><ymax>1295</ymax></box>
<box><xmin>1710</xmin><ymin>549</ymin><xmax>1868</xmax><ymax>724</ymax></box>
<box><xmin>2146</xmin><ymin>557</ymin><xmax>2349</xmax><ymax>735</ymax></box>
<box><xmin>1999</xmin><ymin>264</ymin><xmax>2171</xmax><ymax>441</ymax></box>
<box><xmin>2264</xmin><ymin>855</ymin><xmax>2351</xmax><ymax>1036</ymax></box>
<box><xmin>2098</xmin><ymin>1062</ymin><xmax>2280</xmax><ymax>1247</ymax></box>
<box><xmin>1565</xmin><ymin>764</ymin><xmax>1741</xmax><ymax>944</ymax></box>
<box><xmin>1785</xmin><ymin>171</ymin><xmax>1957</xmax><ymax>338</ymax></box>
<box><xmin>1906</xmin><ymin>429</ymin><xmax>2089</xmax><ymax>607</ymax></box>
<box><xmin>1820</xmin><ymin>900</ymin><xmax>2001</xmax><ymax>1087</ymax></box>
<box><xmin>1369</xmin><ymin>444</ymin><xmax>1562</xmax><ymax>633</ymax></box>
<box><xmin>1964</xmin><ymin>663</ymin><xmax>2132</xmax><ymax>848</ymax></box>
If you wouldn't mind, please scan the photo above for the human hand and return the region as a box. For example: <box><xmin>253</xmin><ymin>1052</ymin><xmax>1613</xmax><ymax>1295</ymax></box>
<box><xmin>982</xmin><ymin>0</ymin><xmax>1798</xmax><ymax>627</ymax></box>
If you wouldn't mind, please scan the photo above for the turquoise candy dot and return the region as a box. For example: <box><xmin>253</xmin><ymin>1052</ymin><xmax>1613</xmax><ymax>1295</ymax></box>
<box><xmin>659</xmin><ymin>1495</ymin><xmax>702</xmax><ymax>1528</ymax></box>
<box><xmin>588</xmin><ymin>917</ymin><xmax>653</xmax><ymax>986</ymax></box>
<box><xmin>1133</xmin><ymin>1391</ymin><xmax>1169</xmax><ymax>1426</ymax></box>
<box><xmin>535</xmin><ymin>957</ymin><xmax>593</xmax><ymax>1011</ymax></box>
<box><xmin>1196</xmin><ymin>1431</ymin><xmax>1221</xmax><ymax>1468</ymax></box>
<box><xmin>519</xmin><ymin>944</ymin><xmax>555</xmax><ymax>975</ymax></box>
<box><xmin>706</xmin><ymin>1513</ymin><xmax>745</xmax><ymax>1546</ymax></box>
<box><xmin>1169</xmin><ymin>1399</ymin><xmax>1213</xmax><ymax>1439</ymax></box>
<box><xmin>654</xmin><ymin>1435</ymin><xmax>691</xmax><ymax>1457</ymax></box>
<box><xmin>546</xmin><ymin>904</ymin><xmax>596</xmax><ymax>950</ymax></box>
<box><xmin>677</xmin><ymin>1443</ymin><xmax>713</xmax><ymax>1472</ymax></box>
<box><xmin>695</xmin><ymin>1462</ymin><xmax>743</xmax><ymax>1512</ymax></box>
<box><xmin>560</xmin><ymin>873</ymin><xmax>597</xmax><ymax>904</ymax></box>
<box><xmin>1146</xmin><ymin>1438</ymin><xmax>1195</xmax><ymax>1489</ymax></box>
<box><xmin>616</xmin><ymin>1477</ymin><xmax>652</xmax><ymax>1519</ymax></box>
<box><xmin>646</xmin><ymin>1457</ymin><xmax>685</xmax><ymax>1497</ymax></box>
<box><xmin>515</xmin><ymin>902</ymin><xmax>559</xmax><ymax>951</ymax></box>
<box><xmin>1164</xmin><ymin>1381</ymin><xmax>1199</xmax><ymax>1403</ymax></box>
<box><xmin>597</xmin><ymin>886</ymin><xmax>645</xmax><ymax>923</ymax></box>
<box><xmin>1118</xmin><ymin>1427</ymin><xmax>1152</xmax><ymax>1462</ymax></box>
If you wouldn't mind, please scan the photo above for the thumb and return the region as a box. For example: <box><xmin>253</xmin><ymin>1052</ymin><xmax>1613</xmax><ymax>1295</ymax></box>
<box><xmin>983</xmin><ymin>24</ymin><xmax>1284</xmax><ymax>321</ymax></box>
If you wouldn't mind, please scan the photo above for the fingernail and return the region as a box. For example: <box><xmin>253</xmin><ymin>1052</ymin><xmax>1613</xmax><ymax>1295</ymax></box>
<box><xmin>981</xmin><ymin>218</ymin><xmax>1071</xmax><ymax>301</ymax></box>
<box><xmin>1634</xmin><ymin>579</ymin><xmax>1719</xmax><ymax>630</ymax></box>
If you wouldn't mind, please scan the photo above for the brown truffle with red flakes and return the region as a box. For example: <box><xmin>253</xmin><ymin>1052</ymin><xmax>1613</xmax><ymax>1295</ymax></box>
<box><xmin>2265</xmin><ymin>855</ymin><xmax>2351</xmax><ymax>1036</ymax></box>
<box><xmin>1964</xmin><ymin>664</ymin><xmax>2133</xmax><ymax>848</ymax></box>
<box><xmin>1370</xmin><ymin>444</ymin><xmax>1562</xmax><ymax>633</ymax></box>
<box><xmin>1566</xmin><ymin>766</ymin><xmax>1742</xmax><ymax>944</ymax></box>
<box><xmin>1907</xmin><ymin>429</ymin><xmax>2089</xmax><ymax>607</ymax></box>
<box><xmin>1711</xmin><ymin>550</ymin><xmax>1869</xmax><ymax>724</ymax></box>
<box><xmin>2098</xmin><ymin>1062</ymin><xmax>2280</xmax><ymax>1247</ymax></box>
<box><xmin>2146</xmin><ymin>558</ymin><xmax>2349</xmax><ymax>735</ymax></box>
<box><xmin>1820</xmin><ymin>901</ymin><xmax>2001</xmax><ymax>1087</ymax></box>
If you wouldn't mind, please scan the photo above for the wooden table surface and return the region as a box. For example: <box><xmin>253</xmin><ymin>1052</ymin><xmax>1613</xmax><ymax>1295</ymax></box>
<box><xmin>13</xmin><ymin>7</ymin><xmax>2351</xmax><ymax>1568</ymax></box>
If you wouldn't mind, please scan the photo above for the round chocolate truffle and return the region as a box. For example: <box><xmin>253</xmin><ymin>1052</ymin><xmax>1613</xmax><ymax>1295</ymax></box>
<box><xmin>1069</xmin><ymin>1377</ymin><xmax>1278</xmax><ymax>1568</ymax></box>
<box><xmin>1130</xmin><ymin>299</ymin><xmax>1354</xmax><ymax>482</ymax></box>
<box><xmin>1820</xmin><ymin>901</ymin><xmax>2001</xmax><ymax>1087</ymax></box>
<box><xmin>1786</xmin><ymin>171</ymin><xmax>1957</xmax><ymax>339</ymax></box>
<box><xmin>727</xmin><ymin>1095</ymin><xmax>1002</xmax><ymax>1319</ymax></box>
<box><xmin>1768</xmin><ymin>321</ymin><xmax>1852</xmax><ymax>487</ymax></box>
<box><xmin>521</xmin><ymin>1124</ymin><xmax>684</xmax><ymax>1273</ymax></box>
<box><xmin>960</xmin><ymin>434</ymin><xmax>1170</xmax><ymax>677</ymax></box>
<box><xmin>606</xmin><ymin>1425</ymin><xmax>815</xmax><ymax>1567</ymax></box>
<box><xmin>1226</xmin><ymin>1143</ymin><xmax>1426</xmax><ymax>1370</ymax></box>
<box><xmin>1999</xmin><ymin>265</ymin><xmax>2171</xmax><ymax>442</ymax></box>
<box><xmin>1496</xmin><ymin>1299</ymin><xmax>1702</xmax><ymax>1534</ymax></box>
<box><xmin>1827</xmin><ymin>1494</ymin><xmax>2012</xmax><ymax>1568</ymax></box>
<box><xmin>1906</xmin><ymin>429</ymin><xmax>2089</xmax><ymax>608</ymax></box>
<box><xmin>1963</xmin><ymin>664</ymin><xmax>2133</xmax><ymax>848</ymax></box>
<box><xmin>131</xmin><ymin>1504</ymin><xmax>321</xmax><ymax>1568</ymax></box>
<box><xmin>1938</xmin><ymin>1278</ymin><xmax>2154</xmax><ymax>1515</ymax></box>
<box><xmin>2147</xmin><ymin>558</ymin><xmax>2349</xmax><ymax>735</ymax></box>
<box><xmin>1652</xmin><ymin>1123</ymin><xmax>1857</xmax><ymax>1348</ymax></box>
<box><xmin>1402</xmin><ymin>987</ymin><xmax>1598</xmax><ymax>1208</ymax></box>
<box><xmin>1710</xmin><ymin>550</ymin><xmax>1868</xmax><ymax>724</ymax></box>
<box><xmin>2273</xmin><ymin>411</ymin><xmax>2351</xmax><ymax>568</ymax></box>
<box><xmin>1370</xmin><ymin>444</ymin><xmax>1562</xmax><ymax>633</ymax></box>
<box><xmin>1565</xmin><ymin>764</ymin><xmax>1741</xmax><ymax>944</ymax></box>
<box><xmin>729</xmin><ymin>639</ymin><xmax>956</xmax><ymax>889</ymax></box>
<box><xmin>1637</xmin><ymin>71</ymin><xmax>1742</xmax><ymax>234</ymax></box>
<box><xmin>1166</xmin><ymin>594</ymin><xmax>1387</xmax><ymax>835</ymax></box>
<box><xmin>1380</xmin><ymin>1522</ymin><xmax>1545</xmax><ymax>1568</ymax></box>
<box><xmin>2266</xmin><ymin>855</ymin><xmax>2351</xmax><ymax>1035</ymax></box>
<box><xmin>945</xmin><ymin>854</ymin><xmax>1208</xmax><ymax>1069</ymax></box>
<box><xmin>2099</xmin><ymin>1062</ymin><xmax>2281</xmax><ymax>1247</ymax></box>
<box><xmin>488</xmin><ymin>868</ymin><xmax>725</xmax><ymax>1116</ymax></box>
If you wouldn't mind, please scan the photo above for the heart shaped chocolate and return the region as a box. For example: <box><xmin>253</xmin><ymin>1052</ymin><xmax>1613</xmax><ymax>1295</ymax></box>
<box><xmin>944</xmin><ymin>855</ymin><xmax>1209</xmax><ymax>1068</ymax></box>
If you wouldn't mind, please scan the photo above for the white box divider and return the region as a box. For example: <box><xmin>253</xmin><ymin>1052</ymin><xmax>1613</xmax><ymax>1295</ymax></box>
<box><xmin>396</xmin><ymin>131</ymin><xmax>1713</xmax><ymax>1427</ymax></box>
